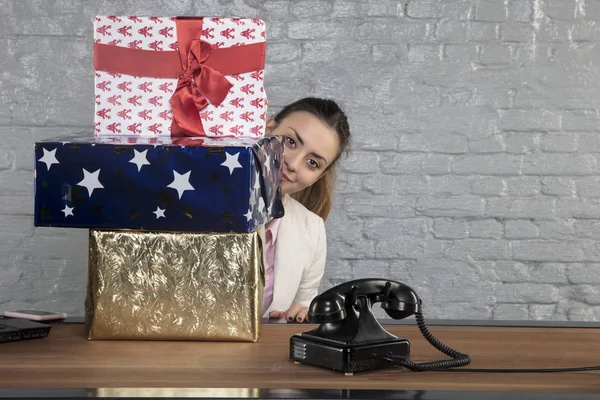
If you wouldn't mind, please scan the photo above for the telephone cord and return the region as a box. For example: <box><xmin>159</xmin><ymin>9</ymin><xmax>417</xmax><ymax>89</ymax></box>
<box><xmin>377</xmin><ymin>308</ymin><xmax>600</xmax><ymax>373</ymax></box>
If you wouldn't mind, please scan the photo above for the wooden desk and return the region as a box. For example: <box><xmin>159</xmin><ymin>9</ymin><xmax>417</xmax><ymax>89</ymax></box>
<box><xmin>1</xmin><ymin>322</ymin><xmax>600</xmax><ymax>398</ymax></box>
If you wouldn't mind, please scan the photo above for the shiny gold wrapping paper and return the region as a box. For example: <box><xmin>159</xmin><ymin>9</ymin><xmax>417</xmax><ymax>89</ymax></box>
<box><xmin>85</xmin><ymin>229</ymin><xmax>265</xmax><ymax>342</ymax></box>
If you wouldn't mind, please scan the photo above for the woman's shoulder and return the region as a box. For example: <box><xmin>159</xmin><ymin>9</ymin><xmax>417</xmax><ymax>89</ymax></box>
<box><xmin>282</xmin><ymin>196</ymin><xmax>326</xmax><ymax>256</ymax></box>
<box><xmin>284</xmin><ymin>196</ymin><xmax>325</xmax><ymax>229</ymax></box>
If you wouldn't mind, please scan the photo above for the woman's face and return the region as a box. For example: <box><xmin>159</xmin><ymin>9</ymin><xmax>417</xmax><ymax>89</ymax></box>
<box><xmin>266</xmin><ymin>111</ymin><xmax>340</xmax><ymax>195</ymax></box>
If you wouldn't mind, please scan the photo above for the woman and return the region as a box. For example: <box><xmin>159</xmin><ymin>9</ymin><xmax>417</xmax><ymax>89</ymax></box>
<box><xmin>262</xmin><ymin>97</ymin><xmax>351</xmax><ymax>323</ymax></box>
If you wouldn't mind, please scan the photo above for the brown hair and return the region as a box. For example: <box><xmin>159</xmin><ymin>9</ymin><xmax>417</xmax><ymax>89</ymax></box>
<box><xmin>271</xmin><ymin>97</ymin><xmax>351</xmax><ymax>221</ymax></box>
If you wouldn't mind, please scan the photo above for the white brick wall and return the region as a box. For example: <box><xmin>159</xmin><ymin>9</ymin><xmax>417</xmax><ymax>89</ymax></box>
<box><xmin>1</xmin><ymin>0</ymin><xmax>599</xmax><ymax>321</ymax></box>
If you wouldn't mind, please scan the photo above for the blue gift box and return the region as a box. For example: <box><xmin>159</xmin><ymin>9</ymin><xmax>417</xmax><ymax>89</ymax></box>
<box><xmin>34</xmin><ymin>134</ymin><xmax>284</xmax><ymax>233</ymax></box>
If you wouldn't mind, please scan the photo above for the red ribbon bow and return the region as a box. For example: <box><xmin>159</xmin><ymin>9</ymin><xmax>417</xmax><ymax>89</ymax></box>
<box><xmin>170</xmin><ymin>39</ymin><xmax>233</xmax><ymax>137</ymax></box>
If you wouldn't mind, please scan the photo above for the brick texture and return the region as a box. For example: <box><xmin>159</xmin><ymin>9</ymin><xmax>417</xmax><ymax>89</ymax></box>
<box><xmin>0</xmin><ymin>0</ymin><xmax>599</xmax><ymax>321</ymax></box>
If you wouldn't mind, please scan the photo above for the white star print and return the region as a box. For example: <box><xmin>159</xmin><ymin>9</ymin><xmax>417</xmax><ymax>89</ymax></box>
<box><xmin>129</xmin><ymin>149</ymin><xmax>150</xmax><ymax>172</ymax></box>
<box><xmin>77</xmin><ymin>168</ymin><xmax>104</xmax><ymax>197</ymax></box>
<box><xmin>244</xmin><ymin>208</ymin><xmax>253</xmax><ymax>222</ymax></box>
<box><xmin>61</xmin><ymin>205</ymin><xmax>74</xmax><ymax>217</ymax></box>
<box><xmin>167</xmin><ymin>170</ymin><xmax>194</xmax><ymax>199</ymax></box>
<box><xmin>264</xmin><ymin>152</ymin><xmax>271</xmax><ymax>173</ymax></box>
<box><xmin>38</xmin><ymin>148</ymin><xmax>60</xmax><ymax>171</ymax></box>
<box><xmin>153</xmin><ymin>206</ymin><xmax>166</xmax><ymax>219</ymax></box>
<box><xmin>221</xmin><ymin>152</ymin><xmax>243</xmax><ymax>175</ymax></box>
<box><xmin>253</xmin><ymin>170</ymin><xmax>261</xmax><ymax>190</ymax></box>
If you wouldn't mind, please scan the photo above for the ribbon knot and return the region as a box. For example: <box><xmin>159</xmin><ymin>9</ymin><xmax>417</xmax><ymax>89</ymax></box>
<box><xmin>170</xmin><ymin>39</ymin><xmax>233</xmax><ymax>137</ymax></box>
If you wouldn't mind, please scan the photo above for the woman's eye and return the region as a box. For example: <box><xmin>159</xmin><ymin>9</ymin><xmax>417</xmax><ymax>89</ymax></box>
<box><xmin>285</xmin><ymin>136</ymin><xmax>296</xmax><ymax>148</ymax></box>
<box><xmin>308</xmin><ymin>159</ymin><xmax>320</xmax><ymax>169</ymax></box>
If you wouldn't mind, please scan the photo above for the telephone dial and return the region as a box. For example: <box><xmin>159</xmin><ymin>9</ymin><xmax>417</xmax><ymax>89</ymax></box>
<box><xmin>289</xmin><ymin>278</ymin><xmax>471</xmax><ymax>374</ymax></box>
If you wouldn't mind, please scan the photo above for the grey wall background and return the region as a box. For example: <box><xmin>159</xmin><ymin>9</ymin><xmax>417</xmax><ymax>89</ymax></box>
<box><xmin>1</xmin><ymin>0</ymin><xmax>599</xmax><ymax>321</ymax></box>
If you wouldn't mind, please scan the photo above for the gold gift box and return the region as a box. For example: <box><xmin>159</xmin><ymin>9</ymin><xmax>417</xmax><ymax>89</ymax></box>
<box><xmin>85</xmin><ymin>229</ymin><xmax>265</xmax><ymax>342</ymax></box>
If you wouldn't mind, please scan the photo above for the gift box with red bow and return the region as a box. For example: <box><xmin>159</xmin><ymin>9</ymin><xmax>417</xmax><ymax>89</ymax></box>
<box><xmin>93</xmin><ymin>16</ymin><xmax>267</xmax><ymax>138</ymax></box>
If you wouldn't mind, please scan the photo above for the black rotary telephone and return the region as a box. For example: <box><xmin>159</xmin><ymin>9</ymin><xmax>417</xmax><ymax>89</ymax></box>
<box><xmin>289</xmin><ymin>278</ymin><xmax>471</xmax><ymax>374</ymax></box>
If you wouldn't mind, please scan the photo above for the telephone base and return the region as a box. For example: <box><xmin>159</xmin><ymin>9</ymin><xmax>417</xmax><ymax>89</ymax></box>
<box><xmin>290</xmin><ymin>333</ymin><xmax>410</xmax><ymax>373</ymax></box>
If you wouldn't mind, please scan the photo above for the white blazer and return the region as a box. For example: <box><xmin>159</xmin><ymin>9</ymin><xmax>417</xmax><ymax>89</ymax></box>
<box><xmin>262</xmin><ymin>196</ymin><xmax>327</xmax><ymax>317</ymax></box>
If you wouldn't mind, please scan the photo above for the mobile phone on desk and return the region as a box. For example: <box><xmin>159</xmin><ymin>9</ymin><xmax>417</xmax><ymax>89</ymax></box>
<box><xmin>3</xmin><ymin>309</ymin><xmax>67</xmax><ymax>321</ymax></box>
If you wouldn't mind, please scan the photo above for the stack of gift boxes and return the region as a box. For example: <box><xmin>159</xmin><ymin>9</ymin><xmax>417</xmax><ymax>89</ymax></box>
<box><xmin>33</xmin><ymin>16</ymin><xmax>283</xmax><ymax>342</ymax></box>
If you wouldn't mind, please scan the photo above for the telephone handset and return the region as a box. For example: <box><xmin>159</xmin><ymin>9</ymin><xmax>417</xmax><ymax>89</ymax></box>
<box><xmin>289</xmin><ymin>278</ymin><xmax>471</xmax><ymax>374</ymax></box>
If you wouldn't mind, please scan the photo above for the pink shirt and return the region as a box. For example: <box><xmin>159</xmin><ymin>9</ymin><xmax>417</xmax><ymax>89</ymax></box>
<box><xmin>263</xmin><ymin>216</ymin><xmax>281</xmax><ymax>316</ymax></box>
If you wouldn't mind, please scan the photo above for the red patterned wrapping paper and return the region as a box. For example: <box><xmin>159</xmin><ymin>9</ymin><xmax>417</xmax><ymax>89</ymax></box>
<box><xmin>93</xmin><ymin>16</ymin><xmax>267</xmax><ymax>138</ymax></box>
